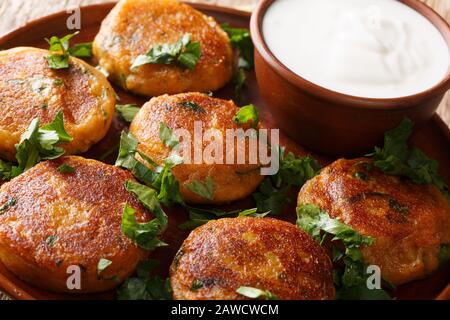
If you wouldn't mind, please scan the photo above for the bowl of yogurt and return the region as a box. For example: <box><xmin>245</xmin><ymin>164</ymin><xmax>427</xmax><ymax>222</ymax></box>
<box><xmin>250</xmin><ymin>0</ymin><xmax>450</xmax><ymax>156</ymax></box>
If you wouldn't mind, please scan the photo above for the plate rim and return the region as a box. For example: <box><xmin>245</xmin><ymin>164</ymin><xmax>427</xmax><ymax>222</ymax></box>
<box><xmin>0</xmin><ymin>1</ymin><xmax>448</xmax><ymax>301</ymax></box>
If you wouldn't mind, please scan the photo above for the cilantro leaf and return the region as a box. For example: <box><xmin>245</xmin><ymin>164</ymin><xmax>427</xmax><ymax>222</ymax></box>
<box><xmin>0</xmin><ymin>159</ymin><xmax>12</xmax><ymax>180</ymax></box>
<box><xmin>233</xmin><ymin>104</ymin><xmax>259</xmax><ymax>128</ymax></box>
<box><xmin>221</xmin><ymin>23</ymin><xmax>254</xmax><ymax>69</ymax></box>
<box><xmin>115</xmin><ymin>104</ymin><xmax>140</xmax><ymax>123</ymax></box>
<box><xmin>236</xmin><ymin>286</ymin><xmax>278</xmax><ymax>300</ymax></box>
<box><xmin>67</xmin><ymin>42</ymin><xmax>93</xmax><ymax>58</ymax></box>
<box><xmin>186</xmin><ymin>176</ymin><xmax>215</xmax><ymax>201</ymax></box>
<box><xmin>371</xmin><ymin>119</ymin><xmax>449</xmax><ymax>203</ymax></box>
<box><xmin>121</xmin><ymin>203</ymin><xmax>167</xmax><ymax>251</ymax></box>
<box><xmin>177</xmin><ymin>101</ymin><xmax>205</xmax><ymax>113</ymax></box>
<box><xmin>131</xmin><ymin>33</ymin><xmax>201</xmax><ymax>70</ymax></box>
<box><xmin>159</xmin><ymin>122</ymin><xmax>179</xmax><ymax>149</ymax></box>
<box><xmin>117</xmin><ymin>259</ymin><xmax>172</xmax><ymax>300</ymax></box>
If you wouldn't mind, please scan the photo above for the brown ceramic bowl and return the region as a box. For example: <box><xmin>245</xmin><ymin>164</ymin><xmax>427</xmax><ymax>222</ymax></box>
<box><xmin>251</xmin><ymin>0</ymin><xmax>450</xmax><ymax>156</ymax></box>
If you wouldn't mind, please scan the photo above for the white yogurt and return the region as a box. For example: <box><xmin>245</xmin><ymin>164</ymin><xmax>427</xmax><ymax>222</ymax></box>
<box><xmin>263</xmin><ymin>0</ymin><xmax>450</xmax><ymax>98</ymax></box>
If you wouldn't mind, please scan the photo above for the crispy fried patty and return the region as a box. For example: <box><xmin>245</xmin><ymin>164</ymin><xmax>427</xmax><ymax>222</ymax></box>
<box><xmin>170</xmin><ymin>217</ymin><xmax>335</xmax><ymax>300</ymax></box>
<box><xmin>130</xmin><ymin>92</ymin><xmax>264</xmax><ymax>204</ymax></box>
<box><xmin>297</xmin><ymin>158</ymin><xmax>450</xmax><ymax>285</ymax></box>
<box><xmin>0</xmin><ymin>47</ymin><xmax>116</xmax><ymax>161</ymax></box>
<box><xmin>0</xmin><ymin>156</ymin><xmax>151</xmax><ymax>293</ymax></box>
<box><xmin>93</xmin><ymin>0</ymin><xmax>233</xmax><ymax>96</ymax></box>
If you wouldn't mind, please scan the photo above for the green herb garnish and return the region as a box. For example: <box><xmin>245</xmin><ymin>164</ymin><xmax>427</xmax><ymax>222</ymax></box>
<box><xmin>159</xmin><ymin>122</ymin><xmax>179</xmax><ymax>149</ymax></box>
<box><xmin>186</xmin><ymin>176</ymin><xmax>215</xmax><ymax>201</ymax></box>
<box><xmin>97</xmin><ymin>258</ymin><xmax>112</xmax><ymax>276</ymax></box>
<box><xmin>221</xmin><ymin>23</ymin><xmax>254</xmax><ymax>69</ymax></box>
<box><xmin>370</xmin><ymin>118</ymin><xmax>449</xmax><ymax>203</ymax></box>
<box><xmin>131</xmin><ymin>33</ymin><xmax>201</xmax><ymax>70</ymax></box>
<box><xmin>45</xmin><ymin>32</ymin><xmax>92</xmax><ymax>69</ymax></box>
<box><xmin>116</xmin><ymin>104</ymin><xmax>140</xmax><ymax>123</ymax></box>
<box><xmin>117</xmin><ymin>259</ymin><xmax>172</xmax><ymax>300</ymax></box>
<box><xmin>253</xmin><ymin>149</ymin><xmax>321</xmax><ymax>215</ymax></box>
<box><xmin>233</xmin><ymin>104</ymin><xmax>259</xmax><ymax>128</ymax></box>
<box><xmin>45</xmin><ymin>234</ymin><xmax>58</xmax><ymax>247</ymax></box>
<box><xmin>178</xmin><ymin>101</ymin><xmax>205</xmax><ymax>113</ymax></box>
<box><xmin>296</xmin><ymin>203</ymin><xmax>390</xmax><ymax>300</ymax></box>
<box><xmin>190</xmin><ymin>279</ymin><xmax>204</xmax><ymax>291</ymax></box>
<box><xmin>0</xmin><ymin>198</ymin><xmax>16</xmax><ymax>214</ymax></box>
<box><xmin>236</xmin><ymin>286</ymin><xmax>278</xmax><ymax>300</ymax></box>
<box><xmin>233</xmin><ymin>68</ymin><xmax>246</xmax><ymax>101</ymax></box>
<box><xmin>57</xmin><ymin>164</ymin><xmax>75</xmax><ymax>174</ymax></box>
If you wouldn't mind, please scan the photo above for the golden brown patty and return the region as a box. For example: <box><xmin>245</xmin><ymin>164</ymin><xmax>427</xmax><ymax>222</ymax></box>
<box><xmin>0</xmin><ymin>156</ymin><xmax>152</xmax><ymax>293</ymax></box>
<box><xmin>130</xmin><ymin>92</ymin><xmax>265</xmax><ymax>204</ymax></box>
<box><xmin>0</xmin><ymin>47</ymin><xmax>116</xmax><ymax>161</ymax></box>
<box><xmin>93</xmin><ymin>0</ymin><xmax>233</xmax><ymax>96</ymax></box>
<box><xmin>170</xmin><ymin>217</ymin><xmax>335</xmax><ymax>300</ymax></box>
<box><xmin>297</xmin><ymin>158</ymin><xmax>450</xmax><ymax>285</ymax></box>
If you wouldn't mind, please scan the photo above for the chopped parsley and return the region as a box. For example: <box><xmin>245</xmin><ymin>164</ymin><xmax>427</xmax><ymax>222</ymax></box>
<box><xmin>233</xmin><ymin>104</ymin><xmax>259</xmax><ymax>128</ymax></box>
<box><xmin>45</xmin><ymin>234</ymin><xmax>58</xmax><ymax>247</ymax></box>
<box><xmin>115</xmin><ymin>104</ymin><xmax>140</xmax><ymax>123</ymax></box>
<box><xmin>131</xmin><ymin>33</ymin><xmax>201</xmax><ymax>70</ymax></box>
<box><xmin>0</xmin><ymin>198</ymin><xmax>16</xmax><ymax>214</ymax></box>
<box><xmin>57</xmin><ymin>164</ymin><xmax>75</xmax><ymax>174</ymax></box>
<box><xmin>159</xmin><ymin>122</ymin><xmax>179</xmax><ymax>149</ymax></box>
<box><xmin>296</xmin><ymin>203</ymin><xmax>390</xmax><ymax>300</ymax></box>
<box><xmin>45</xmin><ymin>32</ymin><xmax>92</xmax><ymax>69</ymax></box>
<box><xmin>117</xmin><ymin>259</ymin><xmax>172</xmax><ymax>300</ymax></box>
<box><xmin>190</xmin><ymin>279</ymin><xmax>204</xmax><ymax>291</ymax></box>
<box><xmin>221</xmin><ymin>23</ymin><xmax>254</xmax><ymax>69</ymax></box>
<box><xmin>236</xmin><ymin>286</ymin><xmax>278</xmax><ymax>300</ymax></box>
<box><xmin>178</xmin><ymin>101</ymin><xmax>205</xmax><ymax>113</ymax></box>
<box><xmin>0</xmin><ymin>111</ymin><xmax>73</xmax><ymax>181</ymax></box>
<box><xmin>253</xmin><ymin>149</ymin><xmax>321</xmax><ymax>215</ymax></box>
<box><xmin>369</xmin><ymin>118</ymin><xmax>449</xmax><ymax>203</ymax></box>
<box><xmin>121</xmin><ymin>203</ymin><xmax>167</xmax><ymax>251</ymax></box>
<box><xmin>97</xmin><ymin>258</ymin><xmax>112</xmax><ymax>276</ymax></box>
<box><xmin>186</xmin><ymin>176</ymin><xmax>215</xmax><ymax>201</ymax></box>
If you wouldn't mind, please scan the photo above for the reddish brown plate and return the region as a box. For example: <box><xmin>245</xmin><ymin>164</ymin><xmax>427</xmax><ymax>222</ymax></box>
<box><xmin>0</xmin><ymin>2</ymin><xmax>449</xmax><ymax>300</ymax></box>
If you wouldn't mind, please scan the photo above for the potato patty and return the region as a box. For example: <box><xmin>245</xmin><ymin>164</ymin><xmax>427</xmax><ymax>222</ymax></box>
<box><xmin>297</xmin><ymin>158</ymin><xmax>450</xmax><ymax>285</ymax></box>
<box><xmin>0</xmin><ymin>47</ymin><xmax>116</xmax><ymax>161</ymax></box>
<box><xmin>0</xmin><ymin>156</ymin><xmax>152</xmax><ymax>293</ymax></box>
<box><xmin>130</xmin><ymin>92</ymin><xmax>264</xmax><ymax>204</ymax></box>
<box><xmin>93</xmin><ymin>0</ymin><xmax>233</xmax><ymax>96</ymax></box>
<box><xmin>170</xmin><ymin>217</ymin><xmax>335</xmax><ymax>300</ymax></box>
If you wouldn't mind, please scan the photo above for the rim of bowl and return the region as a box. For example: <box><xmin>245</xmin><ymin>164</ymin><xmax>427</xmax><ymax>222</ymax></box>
<box><xmin>250</xmin><ymin>0</ymin><xmax>450</xmax><ymax>110</ymax></box>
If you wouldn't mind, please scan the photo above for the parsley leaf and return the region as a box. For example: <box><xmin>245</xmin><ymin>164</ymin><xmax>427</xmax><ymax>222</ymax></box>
<box><xmin>116</xmin><ymin>104</ymin><xmax>140</xmax><ymax>123</ymax></box>
<box><xmin>0</xmin><ymin>197</ymin><xmax>16</xmax><ymax>214</ymax></box>
<box><xmin>117</xmin><ymin>259</ymin><xmax>172</xmax><ymax>300</ymax></box>
<box><xmin>221</xmin><ymin>23</ymin><xmax>254</xmax><ymax>69</ymax></box>
<box><xmin>186</xmin><ymin>176</ymin><xmax>215</xmax><ymax>201</ymax></box>
<box><xmin>233</xmin><ymin>68</ymin><xmax>246</xmax><ymax>101</ymax></box>
<box><xmin>297</xmin><ymin>203</ymin><xmax>390</xmax><ymax>300</ymax></box>
<box><xmin>121</xmin><ymin>203</ymin><xmax>167</xmax><ymax>251</ymax></box>
<box><xmin>131</xmin><ymin>33</ymin><xmax>201</xmax><ymax>70</ymax></box>
<box><xmin>57</xmin><ymin>164</ymin><xmax>75</xmax><ymax>174</ymax></box>
<box><xmin>233</xmin><ymin>104</ymin><xmax>259</xmax><ymax>128</ymax></box>
<box><xmin>45</xmin><ymin>32</ymin><xmax>92</xmax><ymax>69</ymax></box>
<box><xmin>97</xmin><ymin>258</ymin><xmax>112</xmax><ymax>276</ymax></box>
<box><xmin>236</xmin><ymin>286</ymin><xmax>278</xmax><ymax>300</ymax></box>
<box><xmin>371</xmin><ymin>119</ymin><xmax>449</xmax><ymax>203</ymax></box>
<box><xmin>8</xmin><ymin>111</ymin><xmax>73</xmax><ymax>178</ymax></box>
<box><xmin>253</xmin><ymin>149</ymin><xmax>321</xmax><ymax>215</ymax></box>
<box><xmin>159</xmin><ymin>122</ymin><xmax>179</xmax><ymax>149</ymax></box>
<box><xmin>0</xmin><ymin>160</ymin><xmax>12</xmax><ymax>180</ymax></box>
<box><xmin>178</xmin><ymin>101</ymin><xmax>205</xmax><ymax>113</ymax></box>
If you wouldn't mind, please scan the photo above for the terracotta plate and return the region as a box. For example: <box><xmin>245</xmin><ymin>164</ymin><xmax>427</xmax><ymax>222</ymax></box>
<box><xmin>0</xmin><ymin>2</ymin><xmax>448</xmax><ymax>300</ymax></box>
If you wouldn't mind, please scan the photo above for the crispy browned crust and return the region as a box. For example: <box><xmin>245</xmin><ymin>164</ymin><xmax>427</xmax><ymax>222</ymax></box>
<box><xmin>0</xmin><ymin>47</ymin><xmax>116</xmax><ymax>161</ymax></box>
<box><xmin>170</xmin><ymin>217</ymin><xmax>335</xmax><ymax>300</ymax></box>
<box><xmin>93</xmin><ymin>0</ymin><xmax>233</xmax><ymax>96</ymax></box>
<box><xmin>130</xmin><ymin>92</ymin><xmax>264</xmax><ymax>204</ymax></box>
<box><xmin>298</xmin><ymin>158</ymin><xmax>450</xmax><ymax>285</ymax></box>
<box><xmin>0</xmin><ymin>156</ymin><xmax>151</xmax><ymax>293</ymax></box>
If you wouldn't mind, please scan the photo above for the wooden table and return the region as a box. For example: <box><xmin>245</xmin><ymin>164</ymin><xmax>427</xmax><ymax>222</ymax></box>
<box><xmin>0</xmin><ymin>0</ymin><xmax>449</xmax><ymax>300</ymax></box>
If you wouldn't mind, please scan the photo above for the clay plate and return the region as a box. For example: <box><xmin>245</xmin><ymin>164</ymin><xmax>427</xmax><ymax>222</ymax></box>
<box><xmin>0</xmin><ymin>2</ymin><xmax>448</xmax><ymax>300</ymax></box>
